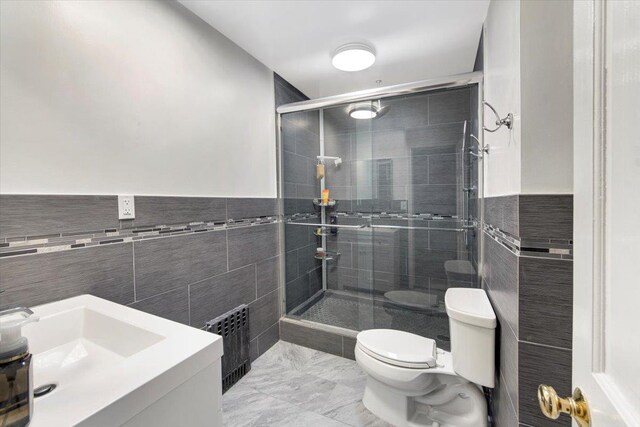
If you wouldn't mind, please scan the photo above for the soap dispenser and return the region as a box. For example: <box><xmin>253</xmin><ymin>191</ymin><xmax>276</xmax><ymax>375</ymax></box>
<box><xmin>0</xmin><ymin>308</ymin><xmax>39</xmax><ymax>427</ymax></box>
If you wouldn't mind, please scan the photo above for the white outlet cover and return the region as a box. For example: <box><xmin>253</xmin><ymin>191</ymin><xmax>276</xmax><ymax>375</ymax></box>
<box><xmin>118</xmin><ymin>195</ymin><xmax>135</xmax><ymax>220</ymax></box>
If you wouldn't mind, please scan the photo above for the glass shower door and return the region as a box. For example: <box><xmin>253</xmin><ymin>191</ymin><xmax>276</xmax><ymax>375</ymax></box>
<box><xmin>320</xmin><ymin>101</ymin><xmax>375</xmax><ymax>331</ymax></box>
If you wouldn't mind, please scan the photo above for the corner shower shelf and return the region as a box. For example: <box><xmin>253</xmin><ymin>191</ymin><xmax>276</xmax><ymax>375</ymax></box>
<box><xmin>314</xmin><ymin>251</ymin><xmax>340</xmax><ymax>261</ymax></box>
<box><xmin>313</xmin><ymin>198</ymin><xmax>337</xmax><ymax>207</ymax></box>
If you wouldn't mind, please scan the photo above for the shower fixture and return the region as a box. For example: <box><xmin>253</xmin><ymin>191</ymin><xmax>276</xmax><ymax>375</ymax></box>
<box><xmin>483</xmin><ymin>101</ymin><xmax>513</xmax><ymax>132</ymax></box>
<box><xmin>348</xmin><ymin>99</ymin><xmax>390</xmax><ymax>120</ymax></box>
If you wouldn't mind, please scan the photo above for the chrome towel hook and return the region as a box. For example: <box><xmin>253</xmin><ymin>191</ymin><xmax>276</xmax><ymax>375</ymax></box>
<box><xmin>483</xmin><ymin>101</ymin><xmax>513</xmax><ymax>132</ymax></box>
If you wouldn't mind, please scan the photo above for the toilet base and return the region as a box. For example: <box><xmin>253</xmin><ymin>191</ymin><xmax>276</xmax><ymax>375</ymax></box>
<box><xmin>362</xmin><ymin>376</ymin><xmax>488</xmax><ymax>427</ymax></box>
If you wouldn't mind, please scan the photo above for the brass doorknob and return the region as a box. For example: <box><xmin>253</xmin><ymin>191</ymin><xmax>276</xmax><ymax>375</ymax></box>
<box><xmin>538</xmin><ymin>384</ymin><xmax>591</xmax><ymax>427</ymax></box>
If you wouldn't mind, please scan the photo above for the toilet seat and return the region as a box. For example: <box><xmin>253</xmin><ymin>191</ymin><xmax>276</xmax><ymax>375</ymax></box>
<box><xmin>356</xmin><ymin>329</ymin><xmax>437</xmax><ymax>369</ymax></box>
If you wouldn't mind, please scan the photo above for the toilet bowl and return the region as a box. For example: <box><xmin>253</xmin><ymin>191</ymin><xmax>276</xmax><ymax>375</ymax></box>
<box><xmin>355</xmin><ymin>288</ymin><xmax>496</xmax><ymax>427</ymax></box>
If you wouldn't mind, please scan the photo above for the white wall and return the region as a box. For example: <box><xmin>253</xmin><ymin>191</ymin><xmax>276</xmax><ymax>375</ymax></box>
<box><xmin>482</xmin><ymin>0</ymin><xmax>522</xmax><ymax>197</ymax></box>
<box><xmin>482</xmin><ymin>0</ymin><xmax>573</xmax><ymax>197</ymax></box>
<box><xmin>520</xmin><ymin>0</ymin><xmax>573</xmax><ymax>194</ymax></box>
<box><xmin>0</xmin><ymin>1</ymin><xmax>276</xmax><ymax>197</ymax></box>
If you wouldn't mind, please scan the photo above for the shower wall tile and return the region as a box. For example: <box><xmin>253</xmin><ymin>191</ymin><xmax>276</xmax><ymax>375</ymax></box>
<box><xmin>274</xmin><ymin>72</ymin><xmax>308</xmax><ymax>107</ymax></box>
<box><xmin>189</xmin><ymin>265</ymin><xmax>256</xmax><ymax>328</ymax></box>
<box><xmin>285</xmin><ymin>273</ymin><xmax>310</xmax><ymax>312</ymax></box>
<box><xmin>519</xmin><ymin>257</ymin><xmax>573</xmax><ymax>349</ymax></box>
<box><xmin>428</xmin><ymin>88</ymin><xmax>471</xmax><ymax>125</ymax></box>
<box><xmin>0</xmin><ymin>195</ymin><xmax>119</xmax><ymax>238</ymax></box>
<box><xmin>249</xmin><ymin>289</ymin><xmax>280</xmax><ymax>340</ymax></box>
<box><xmin>295</xmin><ymin>127</ymin><xmax>320</xmax><ymax>158</ymax></box>
<box><xmin>409</xmin><ymin>185</ymin><xmax>458</xmax><ymax>215</ymax></box>
<box><xmin>284</xmin><ymin>222</ymin><xmax>312</xmax><ymax>252</ymax></box>
<box><xmin>134</xmin><ymin>196</ymin><xmax>226</xmax><ymax>226</ymax></box>
<box><xmin>281</xmin><ymin>122</ymin><xmax>296</xmax><ymax>153</ymax></box>
<box><xmin>283</xmin><ymin>151</ymin><xmax>309</xmax><ymax>185</ymax></box>
<box><xmin>134</xmin><ymin>230</ymin><xmax>227</xmax><ymax>300</ymax></box>
<box><xmin>371</xmin><ymin>129</ymin><xmax>412</xmax><ymax>159</ymax></box>
<box><xmin>226</xmin><ymin>198</ymin><xmax>278</xmax><ymax>220</ymax></box>
<box><xmin>324</xmin><ymin>132</ymin><xmax>353</xmax><ymax>161</ymax></box>
<box><xmin>129</xmin><ymin>287</ymin><xmax>189</xmax><ymax>325</ymax></box>
<box><xmin>296</xmin><ymin>184</ymin><xmax>317</xmax><ymax>199</ymax></box>
<box><xmin>406</xmin><ymin>123</ymin><xmax>464</xmax><ymax>155</ymax></box>
<box><xmin>297</xmin><ymin>243</ymin><xmax>321</xmax><ymax>276</ymax></box>
<box><xmin>428</xmin><ymin>154</ymin><xmax>459</xmax><ymax>185</ymax></box>
<box><xmin>372</xmin><ymin>94</ymin><xmax>430</xmax><ymax>132</ymax></box>
<box><xmin>410</xmin><ymin>155</ymin><xmax>430</xmax><ymax>184</ymax></box>
<box><xmin>429</xmin><ymin>229</ymin><xmax>464</xmax><ymax>251</ymax></box>
<box><xmin>227</xmin><ymin>223</ymin><xmax>279</xmax><ymax>270</ymax></box>
<box><xmin>324</xmin><ymin>162</ymin><xmax>352</xmax><ymax>187</ymax></box>
<box><xmin>0</xmin><ymin>243</ymin><xmax>134</xmax><ymax>310</ymax></box>
<box><xmin>308</xmin><ymin>266</ymin><xmax>322</xmax><ymax>295</ymax></box>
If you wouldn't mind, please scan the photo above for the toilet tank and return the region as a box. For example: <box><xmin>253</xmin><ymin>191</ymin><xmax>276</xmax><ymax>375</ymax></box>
<box><xmin>445</xmin><ymin>288</ymin><xmax>497</xmax><ymax>388</ymax></box>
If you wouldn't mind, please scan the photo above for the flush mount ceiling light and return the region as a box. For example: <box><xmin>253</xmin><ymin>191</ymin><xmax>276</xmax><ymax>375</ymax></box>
<box><xmin>349</xmin><ymin>103</ymin><xmax>378</xmax><ymax>119</ymax></box>
<box><xmin>332</xmin><ymin>43</ymin><xmax>376</xmax><ymax>72</ymax></box>
<box><xmin>348</xmin><ymin>100</ymin><xmax>391</xmax><ymax>120</ymax></box>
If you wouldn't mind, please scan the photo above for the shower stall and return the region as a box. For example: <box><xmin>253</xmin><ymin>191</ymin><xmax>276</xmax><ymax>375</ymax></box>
<box><xmin>278</xmin><ymin>72</ymin><xmax>483</xmax><ymax>351</ymax></box>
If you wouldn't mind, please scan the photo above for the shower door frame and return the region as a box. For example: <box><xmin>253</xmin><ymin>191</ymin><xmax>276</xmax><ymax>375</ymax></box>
<box><xmin>276</xmin><ymin>71</ymin><xmax>485</xmax><ymax>323</ymax></box>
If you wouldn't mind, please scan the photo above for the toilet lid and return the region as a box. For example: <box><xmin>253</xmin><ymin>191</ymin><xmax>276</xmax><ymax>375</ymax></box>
<box><xmin>357</xmin><ymin>329</ymin><xmax>436</xmax><ymax>368</ymax></box>
<box><xmin>384</xmin><ymin>290</ymin><xmax>438</xmax><ymax>309</ymax></box>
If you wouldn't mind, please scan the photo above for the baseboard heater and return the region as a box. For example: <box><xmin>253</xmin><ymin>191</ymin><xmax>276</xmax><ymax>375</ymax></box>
<box><xmin>206</xmin><ymin>304</ymin><xmax>251</xmax><ymax>393</ymax></box>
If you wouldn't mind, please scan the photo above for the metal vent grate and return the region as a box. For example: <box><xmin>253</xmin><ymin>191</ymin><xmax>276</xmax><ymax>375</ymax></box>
<box><xmin>206</xmin><ymin>305</ymin><xmax>251</xmax><ymax>394</ymax></box>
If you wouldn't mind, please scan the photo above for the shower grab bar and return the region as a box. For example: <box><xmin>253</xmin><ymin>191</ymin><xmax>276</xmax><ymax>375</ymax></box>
<box><xmin>285</xmin><ymin>222</ymin><xmax>366</xmax><ymax>229</ymax></box>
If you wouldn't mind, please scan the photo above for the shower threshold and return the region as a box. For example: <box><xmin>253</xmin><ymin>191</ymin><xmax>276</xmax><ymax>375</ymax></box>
<box><xmin>288</xmin><ymin>290</ymin><xmax>451</xmax><ymax>351</ymax></box>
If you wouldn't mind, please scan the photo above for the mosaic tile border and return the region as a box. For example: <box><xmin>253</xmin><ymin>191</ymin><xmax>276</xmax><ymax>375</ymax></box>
<box><xmin>0</xmin><ymin>217</ymin><xmax>279</xmax><ymax>259</ymax></box>
<box><xmin>483</xmin><ymin>224</ymin><xmax>573</xmax><ymax>261</ymax></box>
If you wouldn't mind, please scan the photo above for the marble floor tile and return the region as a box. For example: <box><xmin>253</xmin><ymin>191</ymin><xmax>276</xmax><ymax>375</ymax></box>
<box><xmin>222</xmin><ymin>341</ymin><xmax>392</xmax><ymax>427</ymax></box>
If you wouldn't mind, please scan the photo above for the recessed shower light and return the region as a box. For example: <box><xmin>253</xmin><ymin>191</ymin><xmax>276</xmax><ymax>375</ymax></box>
<box><xmin>332</xmin><ymin>44</ymin><xmax>376</xmax><ymax>72</ymax></box>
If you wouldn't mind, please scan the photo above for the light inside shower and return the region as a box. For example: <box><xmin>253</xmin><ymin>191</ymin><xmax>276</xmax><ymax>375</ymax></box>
<box><xmin>332</xmin><ymin>43</ymin><xmax>376</xmax><ymax>72</ymax></box>
<box><xmin>349</xmin><ymin>103</ymin><xmax>378</xmax><ymax>119</ymax></box>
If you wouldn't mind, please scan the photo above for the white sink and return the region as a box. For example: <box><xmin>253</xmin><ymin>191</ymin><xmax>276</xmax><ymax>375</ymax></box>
<box><xmin>22</xmin><ymin>295</ymin><xmax>223</xmax><ymax>427</ymax></box>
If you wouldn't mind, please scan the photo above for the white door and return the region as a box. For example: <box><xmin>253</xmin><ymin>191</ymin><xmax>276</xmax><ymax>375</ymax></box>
<box><xmin>569</xmin><ymin>0</ymin><xmax>640</xmax><ymax>425</ymax></box>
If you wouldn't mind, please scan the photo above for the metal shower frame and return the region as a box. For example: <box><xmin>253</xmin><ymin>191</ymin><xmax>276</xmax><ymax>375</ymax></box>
<box><xmin>275</xmin><ymin>71</ymin><xmax>485</xmax><ymax>317</ymax></box>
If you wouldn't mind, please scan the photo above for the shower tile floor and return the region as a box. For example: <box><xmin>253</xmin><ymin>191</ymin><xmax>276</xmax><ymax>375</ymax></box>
<box><xmin>222</xmin><ymin>341</ymin><xmax>391</xmax><ymax>427</ymax></box>
<box><xmin>296</xmin><ymin>292</ymin><xmax>451</xmax><ymax>350</ymax></box>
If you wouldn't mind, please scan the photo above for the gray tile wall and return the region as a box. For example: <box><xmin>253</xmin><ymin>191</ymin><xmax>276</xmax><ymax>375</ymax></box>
<box><xmin>483</xmin><ymin>194</ymin><xmax>573</xmax><ymax>426</ymax></box>
<box><xmin>0</xmin><ymin>195</ymin><xmax>282</xmax><ymax>362</ymax></box>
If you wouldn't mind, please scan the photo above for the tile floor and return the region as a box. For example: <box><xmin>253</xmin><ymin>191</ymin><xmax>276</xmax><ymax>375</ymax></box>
<box><xmin>222</xmin><ymin>341</ymin><xmax>391</xmax><ymax>427</ymax></box>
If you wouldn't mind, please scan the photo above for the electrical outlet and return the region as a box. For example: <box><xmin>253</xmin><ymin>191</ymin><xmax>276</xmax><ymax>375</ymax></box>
<box><xmin>118</xmin><ymin>195</ymin><xmax>135</xmax><ymax>220</ymax></box>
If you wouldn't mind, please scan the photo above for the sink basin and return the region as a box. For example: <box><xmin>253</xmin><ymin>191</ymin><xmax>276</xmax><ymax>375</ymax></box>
<box><xmin>22</xmin><ymin>294</ymin><xmax>223</xmax><ymax>426</ymax></box>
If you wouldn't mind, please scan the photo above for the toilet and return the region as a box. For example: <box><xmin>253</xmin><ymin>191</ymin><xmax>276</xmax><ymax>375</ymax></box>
<box><xmin>355</xmin><ymin>288</ymin><xmax>496</xmax><ymax>427</ymax></box>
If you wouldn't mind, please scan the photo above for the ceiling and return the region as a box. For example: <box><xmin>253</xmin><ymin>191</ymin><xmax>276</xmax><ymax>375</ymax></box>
<box><xmin>179</xmin><ymin>1</ymin><xmax>489</xmax><ymax>99</ymax></box>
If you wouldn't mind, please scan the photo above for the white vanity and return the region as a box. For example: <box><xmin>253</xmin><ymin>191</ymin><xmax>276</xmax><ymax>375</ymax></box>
<box><xmin>22</xmin><ymin>295</ymin><xmax>223</xmax><ymax>427</ymax></box>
